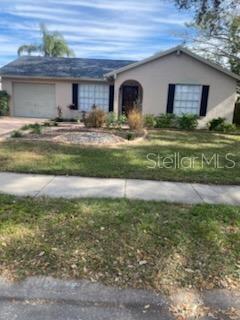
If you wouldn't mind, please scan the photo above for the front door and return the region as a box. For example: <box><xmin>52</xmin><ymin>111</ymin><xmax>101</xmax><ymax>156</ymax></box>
<box><xmin>122</xmin><ymin>86</ymin><xmax>139</xmax><ymax>114</ymax></box>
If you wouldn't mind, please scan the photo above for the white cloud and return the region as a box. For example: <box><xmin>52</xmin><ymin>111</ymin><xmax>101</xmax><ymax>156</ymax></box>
<box><xmin>0</xmin><ymin>0</ymin><xmax>192</xmax><ymax>66</ymax></box>
<box><xmin>50</xmin><ymin>0</ymin><xmax>161</xmax><ymax>12</ymax></box>
<box><xmin>152</xmin><ymin>16</ymin><xmax>190</xmax><ymax>26</ymax></box>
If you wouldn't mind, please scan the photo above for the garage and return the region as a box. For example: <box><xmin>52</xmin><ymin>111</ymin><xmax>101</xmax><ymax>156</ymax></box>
<box><xmin>13</xmin><ymin>83</ymin><xmax>56</xmax><ymax>118</ymax></box>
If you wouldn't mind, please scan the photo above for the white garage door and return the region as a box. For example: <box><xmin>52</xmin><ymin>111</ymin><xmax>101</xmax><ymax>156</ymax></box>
<box><xmin>13</xmin><ymin>83</ymin><xmax>56</xmax><ymax>118</ymax></box>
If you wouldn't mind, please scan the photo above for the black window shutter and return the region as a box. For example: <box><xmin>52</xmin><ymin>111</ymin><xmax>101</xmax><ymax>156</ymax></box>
<box><xmin>200</xmin><ymin>85</ymin><xmax>209</xmax><ymax>117</ymax></box>
<box><xmin>72</xmin><ymin>84</ymin><xmax>78</xmax><ymax>110</ymax></box>
<box><xmin>166</xmin><ymin>84</ymin><xmax>175</xmax><ymax>114</ymax></box>
<box><xmin>109</xmin><ymin>85</ymin><xmax>114</xmax><ymax>112</ymax></box>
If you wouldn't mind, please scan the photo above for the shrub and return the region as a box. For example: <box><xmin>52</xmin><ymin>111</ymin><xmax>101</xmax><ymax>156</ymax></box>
<box><xmin>84</xmin><ymin>107</ymin><xmax>106</xmax><ymax>128</ymax></box>
<box><xmin>117</xmin><ymin>114</ymin><xmax>127</xmax><ymax>127</ymax></box>
<box><xmin>127</xmin><ymin>108</ymin><xmax>143</xmax><ymax>131</ymax></box>
<box><xmin>155</xmin><ymin>113</ymin><xmax>176</xmax><ymax>128</ymax></box>
<box><xmin>208</xmin><ymin>117</ymin><xmax>225</xmax><ymax>131</ymax></box>
<box><xmin>221</xmin><ymin>123</ymin><xmax>237</xmax><ymax>133</ymax></box>
<box><xmin>106</xmin><ymin>112</ymin><xmax>117</xmax><ymax>128</ymax></box>
<box><xmin>42</xmin><ymin>120</ymin><xmax>58</xmax><ymax>127</ymax></box>
<box><xmin>52</xmin><ymin>121</ymin><xmax>59</xmax><ymax>127</ymax></box>
<box><xmin>21</xmin><ymin>124</ymin><xmax>31</xmax><ymax>131</ymax></box>
<box><xmin>208</xmin><ymin>117</ymin><xmax>236</xmax><ymax>133</ymax></box>
<box><xmin>21</xmin><ymin>123</ymin><xmax>42</xmax><ymax>133</ymax></box>
<box><xmin>31</xmin><ymin>124</ymin><xmax>42</xmax><ymax>134</ymax></box>
<box><xmin>178</xmin><ymin>114</ymin><xmax>198</xmax><ymax>130</ymax></box>
<box><xmin>11</xmin><ymin>130</ymin><xmax>23</xmax><ymax>138</ymax></box>
<box><xmin>144</xmin><ymin>114</ymin><xmax>156</xmax><ymax>128</ymax></box>
<box><xmin>126</xmin><ymin>132</ymin><xmax>134</xmax><ymax>140</ymax></box>
<box><xmin>43</xmin><ymin>121</ymin><xmax>51</xmax><ymax>127</ymax></box>
<box><xmin>0</xmin><ymin>91</ymin><xmax>9</xmax><ymax>116</ymax></box>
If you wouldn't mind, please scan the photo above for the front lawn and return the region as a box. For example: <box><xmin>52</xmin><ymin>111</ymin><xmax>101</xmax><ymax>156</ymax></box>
<box><xmin>0</xmin><ymin>195</ymin><xmax>239</xmax><ymax>293</ymax></box>
<box><xmin>1</xmin><ymin>129</ymin><xmax>240</xmax><ymax>184</ymax></box>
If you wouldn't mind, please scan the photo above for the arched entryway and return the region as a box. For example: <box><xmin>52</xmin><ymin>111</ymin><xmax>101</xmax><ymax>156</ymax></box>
<box><xmin>119</xmin><ymin>80</ymin><xmax>143</xmax><ymax>115</ymax></box>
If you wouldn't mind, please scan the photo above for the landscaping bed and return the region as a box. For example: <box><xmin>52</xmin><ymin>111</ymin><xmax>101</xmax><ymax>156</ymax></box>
<box><xmin>11</xmin><ymin>122</ymin><xmax>145</xmax><ymax>145</ymax></box>
<box><xmin>0</xmin><ymin>194</ymin><xmax>239</xmax><ymax>294</ymax></box>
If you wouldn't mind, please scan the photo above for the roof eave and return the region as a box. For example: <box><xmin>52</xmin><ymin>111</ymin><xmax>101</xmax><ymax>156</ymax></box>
<box><xmin>0</xmin><ymin>74</ymin><xmax>108</xmax><ymax>82</ymax></box>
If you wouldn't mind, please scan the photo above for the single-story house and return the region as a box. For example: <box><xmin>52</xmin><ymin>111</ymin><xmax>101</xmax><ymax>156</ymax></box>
<box><xmin>0</xmin><ymin>45</ymin><xmax>239</xmax><ymax>127</ymax></box>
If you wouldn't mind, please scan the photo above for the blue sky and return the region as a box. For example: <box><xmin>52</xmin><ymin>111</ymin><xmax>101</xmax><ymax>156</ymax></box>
<box><xmin>0</xmin><ymin>0</ymin><xmax>192</xmax><ymax>66</ymax></box>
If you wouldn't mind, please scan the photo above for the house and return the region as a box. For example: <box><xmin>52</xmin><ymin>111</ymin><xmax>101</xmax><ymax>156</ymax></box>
<box><xmin>0</xmin><ymin>46</ymin><xmax>239</xmax><ymax>127</ymax></box>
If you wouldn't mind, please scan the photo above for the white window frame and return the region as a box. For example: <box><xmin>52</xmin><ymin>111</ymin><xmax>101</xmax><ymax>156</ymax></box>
<box><xmin>78</xmin><ymin>83</ymin><xmax>109</xmax><ymax>112</ymax></box>
<box><xmin>173</xmin><ymin>84</ymin><xmax>202</xmax><ymax>115</ymax></box>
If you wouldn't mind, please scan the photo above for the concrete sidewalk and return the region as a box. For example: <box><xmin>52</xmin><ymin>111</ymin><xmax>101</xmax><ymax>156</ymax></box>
<box><xmin>1</xmin><ymin>172</ymin><xmax>240</xmax><ymax>204</ymax></box>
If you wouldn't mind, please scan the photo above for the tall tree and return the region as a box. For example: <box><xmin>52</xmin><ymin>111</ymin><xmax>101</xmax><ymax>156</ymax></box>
<box><xmin>18</xmin><ymin>24</ymin><xmax>74</xmax><ymax>57</ymax></box>
<box><xmin>173</xmin><ymin>0</ymin><xmax>240</xmax><ymax>74</ymax></box>
<box><xmin>174</xmin><ymin>0</ymin><xmax>238</xmax><ymax>30</ymax></box>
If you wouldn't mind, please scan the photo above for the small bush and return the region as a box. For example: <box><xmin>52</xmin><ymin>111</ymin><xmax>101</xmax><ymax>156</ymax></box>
<box><xmin>43</xmin><ymin>121</ymin><xmax>51</xmax><ymax>127</ymax></box>
<box><xmin>144</xmin><ymin>114</ymin><xmax>156</xmax><ymax>128</ymax></box>
<box><xmin>155</xmin><ymin>113</ymin><xmax>176</xmax><ymax>128</ymax></box>
<box><xmin>21</xmin><ymin>124</ymin><xmax>31</xmax><ymax>131</ymax></box>
<box><xmin>21</xmin><ymin>123</ymin><xmax>42</xmax><ymax>133</ymax></box>
<box><xmin>52</xmin><ymin>121</ymin><xmax>59</xmax><ymax>127</ymax></box>
<box><xmin>53</xmin><ymin>118</ymin><xmax>77</xmax><ymax>123</ymax></box>
<box><xmin>31</xmin><ymin>125</ymin><xmax>42</xmax><ymax>134</ymax></box>
<box><xmin>126</xmin><ymin>132</ymin><xmax>134</xmax><ymax>140</ymax></box>
<box><xmin>178</xmin><ymin>114</ymin><xmax>198</xmax><ymax>130</ymax></box>
<box><xmin>106</xmin><ymin>112</ymin><xmax>117</xmax><ymax>128</ymax></box>
<box><xmin>208</xmin><ymin>117</ymin><xmax>225</xmax><ymax>131</ymax></box>
<box><xmin>11</xmin><ymin>130</ymin><xmax>23</xmax><ymax>138</ymax></box>
<box><xmin>127</xmin><ymin>108</ymin><xmax>143</xmax><ymax>131</ymax></box>
<box><xmin>208</xmin><ymin>117</ymin><xmax>236</xmax><ymax>133</ymax></box>
<box><xmin>54</xmin><ymin>117</ymin><xmax>64</xmax><ymax>122</ymax></box>
<box><xmin>221</xmin><ymin>123</ymin><xmax>236</xmax><ymax>133</ymax></box>
<box><xmin>84</xmin><ymin>108</ymin><xmax>106</xmax><ymax>128</ymax></box>
<box><xmin>117</xmin><ymin>114</ymin><xmax>127</xmax><ymax>127</ymax></box>
<box><xmin>0</xmin><ymin>91</ymin><xmax>9</xmax><ymax>116</ymax></box>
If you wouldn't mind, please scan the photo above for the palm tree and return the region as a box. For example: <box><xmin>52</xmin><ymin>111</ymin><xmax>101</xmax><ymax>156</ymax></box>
<box><xmin>18</xmin><ymin>24</ymin><xmax>74</xmax><ymax>57</ymax></box>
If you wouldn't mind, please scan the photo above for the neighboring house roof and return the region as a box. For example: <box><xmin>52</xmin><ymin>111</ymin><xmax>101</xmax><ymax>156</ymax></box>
<box><xmin>0</xmin><ymin>56</ymin><xmax>135</xmax><ymax>80</ymax></box>
<box><xmin>105</xmin><ymin>45</ymin><xmax>240</xmax><ymax>81</ymax></box>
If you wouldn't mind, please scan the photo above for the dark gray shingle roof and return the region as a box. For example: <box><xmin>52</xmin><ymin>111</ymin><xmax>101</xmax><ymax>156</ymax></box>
<box><xmin>0</xmin><ymin>56</ymin><xmax>136</xmax><ymax>79</ymax></box>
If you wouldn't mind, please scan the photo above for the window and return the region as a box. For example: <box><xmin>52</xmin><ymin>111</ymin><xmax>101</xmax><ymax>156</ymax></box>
<box><xmin>173</xmin><ymin>85</ymin><xmax>202</xmax><ymax>115</ymax></box>
<box><xmin>78</xmin><ymin>84</ymin><xmax>109</xmax><ymax>112</ymax></box>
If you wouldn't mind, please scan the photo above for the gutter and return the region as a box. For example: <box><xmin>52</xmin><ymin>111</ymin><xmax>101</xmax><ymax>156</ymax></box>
<box><xmin>0</xmin><ymin>75</ymin><xmax>108</xmax><ymax>83</ymax></box>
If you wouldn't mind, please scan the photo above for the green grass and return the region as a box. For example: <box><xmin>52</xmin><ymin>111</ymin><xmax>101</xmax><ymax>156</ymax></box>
<box><xmin>20</xmin><ymin>123</ymin><xmax>42</xmax><ymax>134</ymax></box>
<box><xmin>1</xmin><ymin>129</ymin><xmax>240</xmax><ymax>184</ymax></box>
<box><xmin>0</xmin><ymin>194</ymin><xmax>239</xmax><ymax>292</ymax></box>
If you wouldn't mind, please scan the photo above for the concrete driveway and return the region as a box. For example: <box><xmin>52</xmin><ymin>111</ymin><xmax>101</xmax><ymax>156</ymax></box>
<box><xmin>0</xmin><ymin>117</ymin><xmax>46</xmax><ymax>137</ymax></box>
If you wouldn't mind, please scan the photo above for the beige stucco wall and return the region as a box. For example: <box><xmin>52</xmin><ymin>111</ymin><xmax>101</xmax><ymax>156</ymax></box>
<box><xmin>113</xmin><ymin>51</ymin><xmax>237</xmax><ymax>127</ymax></box>
<box><xmin>2</xmin><ymin>77</ymin><xmax>107</xmax><ymax>119</ymax></box>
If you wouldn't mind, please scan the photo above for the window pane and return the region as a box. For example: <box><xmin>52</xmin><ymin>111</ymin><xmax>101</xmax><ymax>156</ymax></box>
<box><xmin>173</xmin><ymin>85</ymin><xmax>202</xmax><ymax>115</ymax></box>
<box><xmin>78</xmin><ymin>84</ymin><xmax>109</xmax><ymax>112</ymax></box>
